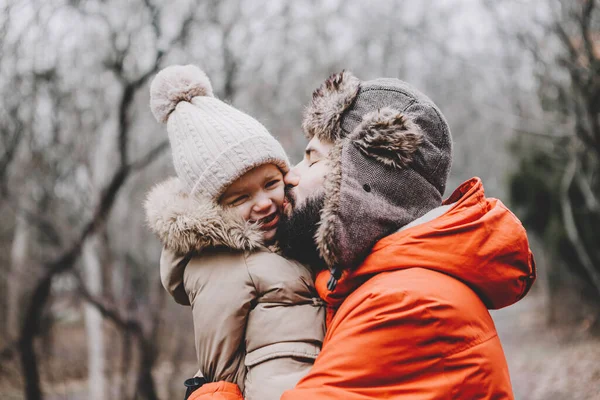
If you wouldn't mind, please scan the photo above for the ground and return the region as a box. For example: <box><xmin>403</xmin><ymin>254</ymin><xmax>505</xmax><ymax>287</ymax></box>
<box><xmin>2</xmin><ymin>290</ymin><xmax>600</xmax><ymax>399</ymax></box>
<box><xmin>492</xmin><ymin>290</ymin><xmax>600</xmax><ymax>400</ymax></box>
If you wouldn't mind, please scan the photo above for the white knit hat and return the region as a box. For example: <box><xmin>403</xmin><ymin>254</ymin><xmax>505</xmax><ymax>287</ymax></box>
<box><xmin>150</xmin><ymin>64</ymin><xmax>290</xmax><ymax>201</ymax></box>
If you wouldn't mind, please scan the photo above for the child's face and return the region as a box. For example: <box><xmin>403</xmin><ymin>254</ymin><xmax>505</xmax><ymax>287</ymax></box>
<box><xmin>219</xmin><ymin>164</ymin><xmax>285</xmax><ymax>243</ymax></box>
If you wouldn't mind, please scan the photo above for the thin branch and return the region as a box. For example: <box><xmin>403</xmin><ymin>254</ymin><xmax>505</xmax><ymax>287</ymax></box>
<box><xmin>142</xmin><ymin>0</ymin><xmax>161</xmax><ymax>39</ymax></box>
<box><xmin>579</xmin><ymin>0</ymin><xmax>598</xmax><ymax>69</ymax></box>
<box><xmin>0</xmin><ymin>122</ymin><xmax>23</xmax><ymax>190</ymax></box>
<box><xmin>0</xmin><ymin>338</ymin><xmax>18</xmax><ymax>362</ymax></box>
<box><xmin>575</xmin><ymin>168</ymin><xmax>600</xmax><ymax>212</ymax></box>
<box><xmin>130</xmin><ymin>139</ymin><xmax>169</xmax><ymax>171</ymax></box>
<box><xmin>554</xmin><ymin>19</ymin><xmax>584</xmax><ymax>83</ymax></box>
<box><xmin>73</xmin><ymin>270</ymin><xmax>143</xmax><ymax>336</ymax></box>
<box><xmin>117</xmin><ymin>0</ymin><xmax>198</xmax><ymax>168</ymax></box>
<box><xmin>516</xmin><ymin>129</ymin><xmax>570</xmax><ymax>139</ymax></box>
<box><xmin>117</xmin><ymin>85</ymin><xmax>135</xmax><ymax>167</ymax></box>
<box><xmin>75</xmin><ymin>269</ymin><xmax>160</xmax><ymax>400</ymax></box>
<box><xmin>4</xmin><ymin>200</ymin><xmax>64</xmax><ymax>247</ymax></box>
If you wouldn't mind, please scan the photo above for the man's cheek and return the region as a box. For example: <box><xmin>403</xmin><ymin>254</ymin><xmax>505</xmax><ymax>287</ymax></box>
<box><xmin>316</xmin><ymin>166</ymin><xmax>328</xmax><ymax>186</ymax></box>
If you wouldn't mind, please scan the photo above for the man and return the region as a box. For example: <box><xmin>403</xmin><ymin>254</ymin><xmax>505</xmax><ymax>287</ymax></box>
<box><xmin>189</xmin><ymin>71</ymin><xmax>536</xmax><ymax>399</ymax></box>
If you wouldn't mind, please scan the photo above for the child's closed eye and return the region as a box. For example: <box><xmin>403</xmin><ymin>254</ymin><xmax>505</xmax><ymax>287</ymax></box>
<box><xmin>230</xmin><ymin>194</ymin><xmax>249</xmax><ymax>206</ymax></box>
<box><xmin>265</xmin><ymin>179</ymin><xmax>281</xmax><ymax>189</ymax></box>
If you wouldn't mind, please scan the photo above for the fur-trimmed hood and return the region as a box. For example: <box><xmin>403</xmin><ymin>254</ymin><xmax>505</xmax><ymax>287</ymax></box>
<box><xmin>145</xmin><ymin>177</ymin><xmax>266</xmax><ymax>305</ymax></box>
<box><xmin>144</xmin><ymin>177</ymin><xmax>264</xmax><ymax>255</ymax></box>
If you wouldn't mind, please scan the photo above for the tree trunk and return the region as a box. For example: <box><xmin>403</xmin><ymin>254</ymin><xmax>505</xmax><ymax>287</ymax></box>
<box><xmin>8</xmin><ymin>212</ymin><xmax>28</xmax><ymax>338</ymax></box>
<box><xmin>136</xmin><ymin>336</ymin><xmax>159</xmax><ymax>400</ymax></box>
<box><xmin>83</xmin><ymin>235</ymin><xmax>106</xmax><ymax>400</ymax></box>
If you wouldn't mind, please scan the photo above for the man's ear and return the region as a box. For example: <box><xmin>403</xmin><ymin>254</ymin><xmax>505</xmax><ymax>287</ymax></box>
<box><xmin>352</xmin><ymin>107</ymin><xmax>423</xmax><ymax>169</ymax></box>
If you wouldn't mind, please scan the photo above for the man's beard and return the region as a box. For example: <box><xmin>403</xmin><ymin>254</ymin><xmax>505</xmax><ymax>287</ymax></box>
<box><xmin>277</xmin><ymin>188</ymin><xmax>327</xmax><ymax>271</ymax></box>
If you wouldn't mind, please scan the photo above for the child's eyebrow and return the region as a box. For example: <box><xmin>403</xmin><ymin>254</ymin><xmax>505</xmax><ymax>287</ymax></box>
<box><xmin>264</xmin><ymin>172</ymin><xmax>281</xmax><ymax>182</ymax></box>
<box><xmin>222</xmin><ymin>188</ymin><xmax>246</xmax><ymax>198</ymax></box>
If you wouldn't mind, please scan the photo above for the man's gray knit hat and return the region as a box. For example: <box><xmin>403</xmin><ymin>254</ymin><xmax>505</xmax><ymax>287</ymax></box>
<box><xmin>150</xmin><ymin>65</ymin><xmax>289</xmax><ymax>202</ymax></box>
<box><xmin>303</xmin><ymin>71</ymin><xmax>453</xmax><ymax>277</ymax></box>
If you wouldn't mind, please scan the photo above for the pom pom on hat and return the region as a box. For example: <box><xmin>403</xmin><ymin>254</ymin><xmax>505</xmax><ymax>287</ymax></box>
<box><xmin>150</xmin><ymin>64</ymin><xmax>214</xmax><ymax>123</ymax></box>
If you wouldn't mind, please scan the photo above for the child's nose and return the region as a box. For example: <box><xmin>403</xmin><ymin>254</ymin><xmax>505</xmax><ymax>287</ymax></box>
<box><xmin>254</xmin><ymin>196</ymin><xmax>273</xmax><ymax>212</ymax></box>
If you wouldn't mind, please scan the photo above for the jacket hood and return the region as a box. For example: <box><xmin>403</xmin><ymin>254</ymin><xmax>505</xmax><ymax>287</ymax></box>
<box><xmin>144</xmin><ymin>177</ymin><xmax>265</xmax><ymax>305</ymax></box>
<box><xmin>315</xmin><ymin>177</ymin><xmax>536</xmax><ymax>310</ymax></box>
<box><xmin>144</xmin><ymin>177</ymin><xmax>264</xmax><ymax>255</ymax></box>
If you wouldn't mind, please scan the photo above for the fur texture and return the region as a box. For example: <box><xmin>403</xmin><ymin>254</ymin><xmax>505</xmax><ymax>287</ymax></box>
<box><xmin>144</xmin><ymin>177</ymin><xmax>264</xmax><ymax>254</ymax></box>
<box><xmin>315</xmin><ymin>139</ymin><xmax>345</xmax><ymax>268</ymax></box>
<box><xmin>314</xmin><ymin>109</ymin><xmax>423</xmax><ymax>269</ymax></box>
<box><xmin>150</xmin><ymin>65</ymin><xmax>214</xmax><ymax>124</ymax></box>
<box><xmin>353</xmin><ymin>108</ymin><xmax>424</xmax><ymax>169</ymax></box>
<box><xmin>302</xmin><ymin>71</ymin><xmax>360</xmax><ymax>142</ymax></box>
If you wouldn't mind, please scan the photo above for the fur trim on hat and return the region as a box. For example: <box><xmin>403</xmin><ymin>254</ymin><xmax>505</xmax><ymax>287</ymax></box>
<box><xmin>144</xmin><ymin>177</ymin><xmax>263</xmax><ymax>254</ymax></box>
<box><xmin>315</xmin><ymin>139</ymin><xmax>344</xmax><ymax>268</ymax></box>
<box><xmin>302</xmin><ymin>71</ymin><xmax>360</xmax><ymax>142</ymax></box>
<box><xmin>150</xmin><ymin>65</ymin><xmax>214</xmax><ymax>124</ymax></box>
<box><xmin>315</xmin><ymin>109</ymin><xmax>423</xmax><ymax>268</ymax></box>
<box><xmin>353</xmin><ymin>108</ymin><xmax>424</xmax><ymax>169</ymax></box>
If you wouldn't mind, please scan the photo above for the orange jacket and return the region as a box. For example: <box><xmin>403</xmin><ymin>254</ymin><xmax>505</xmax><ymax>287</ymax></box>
<box><xmin>190</xmin><ymin>178</ymin><xmax>536</xmax><ymax>400</ymax></box>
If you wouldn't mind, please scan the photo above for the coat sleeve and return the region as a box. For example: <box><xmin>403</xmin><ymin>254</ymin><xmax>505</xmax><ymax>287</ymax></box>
<box><xmin>188</xmin><ymin>382</ymin><xmax>244</xmax><ymax>400</ymax></box>
<box><xmin>185</xmin><ymin>286</ymin><xmax>419</xmax><ymax>400</ymax></box>
<box><xmin>162</xmin><ymin>247</ymin><xmax>258</xmax><ymax>391</ymax></box>
<box><xmin>243</xmin><ymin>251</ymin><xmax>324</xmax><ymax>400</ymax></box>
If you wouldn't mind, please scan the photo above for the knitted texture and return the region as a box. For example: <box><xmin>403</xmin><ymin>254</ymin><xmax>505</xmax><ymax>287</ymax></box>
<box><xmin>150</xmin><ymin>65</ymin><xmax>289</xmax><ymax>201</ymax></box>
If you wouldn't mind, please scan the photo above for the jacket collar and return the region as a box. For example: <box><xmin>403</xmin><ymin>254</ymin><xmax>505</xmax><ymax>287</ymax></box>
<box><xmin>396</xmin><ymin>203</ymin><xmax>452</xmax><ymax>233</ymax></box>
<box><xmin>315</xmin><ymin>177</ymin><xmax>536</xmax><ymax>311</ymax></box>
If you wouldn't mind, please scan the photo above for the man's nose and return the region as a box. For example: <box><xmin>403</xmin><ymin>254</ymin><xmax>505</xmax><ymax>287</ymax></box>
<box><xmin>284</xmin><ymin>167</ymin><xmax>300</xmax><ymax>187</ymax></box>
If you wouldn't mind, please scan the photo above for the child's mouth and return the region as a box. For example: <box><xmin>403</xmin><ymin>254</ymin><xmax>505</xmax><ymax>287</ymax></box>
<box><xmin>258</xmin><ymin>212</ymin><xmax>280</xmax><ymax>231</ymax></box>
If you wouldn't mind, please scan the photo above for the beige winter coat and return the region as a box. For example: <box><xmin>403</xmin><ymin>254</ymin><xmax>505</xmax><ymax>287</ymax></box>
<box><xmin>145</xmin><ymin>178</ymin><xmax>326</xmax><ymax>400</ymax></box>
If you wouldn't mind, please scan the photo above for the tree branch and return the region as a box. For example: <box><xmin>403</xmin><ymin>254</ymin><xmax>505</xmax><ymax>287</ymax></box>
<box><xmin>560</xmin><ymin>154</ymin><xmax>600</xmax><ymax>297</ymax></box>
<box><xmin>579</xmin><ymin>0</ymin><xmax>598</xmax><ymax>69</ymax></box>
<box><xmin>130</xmin><ymin>139</ymin><xmax>169</xmax><ymax>171</ymax></box>
<box><xmin>117</xmin><ymin>0</ymin><xmax>198</xmax><ymax>168</ymax></box>
<box><xmin>73</xmin><ymin>270</ymin><xmax>143</xmax><ymax>336</ymax></box>
<box><xmin>554</xmin><ymin>19</ymin><xmax>584</xmax><ymax>84</ymax></box>
<box><xmin>0</xmin><ymin>338</ymin><xmax>18</xmax><ymax>362</ymax></box>
<box><xmin>142</xmin><ymin>0</ymin><xmax>161</xmax><ymax>39</ymax></box>
<box><xmin>575</xmin><ymin>168</ymin><xmax>600</xmax><ymax>213</ymax></box>
<box><xmin>0</xmin><ymin>125</ymin><xmax>23</xmax><ymax>197</ymax></box>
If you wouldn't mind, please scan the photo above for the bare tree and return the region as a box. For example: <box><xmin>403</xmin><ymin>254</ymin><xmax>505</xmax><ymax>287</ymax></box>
<box><xmin>2</xmin><ymin>2</ymin><xmax>572</xmax><ymax>400</ymax></box>
<box><xmin>489</xmin><ymin>0</ymin><xmax>600</xmax><ymax>322</ymax></box>
<box><xmin>0</xmin><ymin>1</ymin><xmax>197</xmax><ymax>399</ymax></box>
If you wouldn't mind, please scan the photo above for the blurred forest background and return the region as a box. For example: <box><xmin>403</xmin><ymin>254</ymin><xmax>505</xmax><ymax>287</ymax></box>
<box><xmin>0</xmin><ymin>0</ymin><xmax>599</xmax><ymax>399</ymax></box>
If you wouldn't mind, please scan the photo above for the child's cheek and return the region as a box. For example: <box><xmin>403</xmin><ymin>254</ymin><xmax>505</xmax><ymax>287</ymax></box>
<box><xmin>231</xmin><ymin>203</ymin><xmax>252</xmax><ymax>222</ymax></box>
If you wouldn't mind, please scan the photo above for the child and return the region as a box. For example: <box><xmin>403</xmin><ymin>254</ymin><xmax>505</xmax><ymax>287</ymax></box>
<box><xmin>144</xmin><ymin>65</ymin><xmax>325</xmax><ymax>400</ymax></box>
